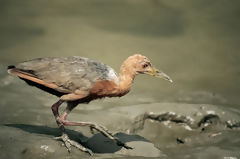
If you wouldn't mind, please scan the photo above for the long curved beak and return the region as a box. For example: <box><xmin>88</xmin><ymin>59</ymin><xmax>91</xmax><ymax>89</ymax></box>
<box><xmin>146</xmin><ymin>67</ymin><xmax>173</xmax><ymax>83</ymax></box>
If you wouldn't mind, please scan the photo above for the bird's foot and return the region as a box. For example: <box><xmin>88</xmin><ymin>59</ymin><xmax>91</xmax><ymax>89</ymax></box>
<box><xmin>54</xmin><ymin>133</ymin><xmax>93</xmax><ymax>155</ymax></box>
<box><xmin>90</xmin><ymin>123</ymin><xmax>133</xmax><ymax>150</ymax></box>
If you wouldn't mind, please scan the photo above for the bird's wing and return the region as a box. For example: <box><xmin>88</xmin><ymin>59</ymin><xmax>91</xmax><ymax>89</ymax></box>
<box><xmin>10</xmin><ymin>56</ymin><xmax>118</xmax><ymax>93</ymax></box>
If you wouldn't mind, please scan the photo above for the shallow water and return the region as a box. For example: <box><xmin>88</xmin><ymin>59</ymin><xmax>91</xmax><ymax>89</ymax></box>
<box><xmin>0</xmin><ymin>0</ymin><xmax>240</xmax><ymax>159</ymax></box>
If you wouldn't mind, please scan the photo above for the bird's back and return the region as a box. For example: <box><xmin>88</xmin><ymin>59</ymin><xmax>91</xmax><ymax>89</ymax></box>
<box><xmin>12</xmin><ymin>56</ymin><xmax>119</xmax><ymax>93</ymax></box>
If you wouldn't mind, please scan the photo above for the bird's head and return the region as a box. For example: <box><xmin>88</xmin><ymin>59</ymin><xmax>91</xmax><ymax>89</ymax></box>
<box><xmin>124</xmin><ymin>54</ymin><xmax>173</xmax><ymax>83</ymax></box>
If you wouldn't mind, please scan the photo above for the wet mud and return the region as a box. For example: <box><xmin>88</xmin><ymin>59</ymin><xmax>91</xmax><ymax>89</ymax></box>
<box><xmin>1</xmin><ymin>102</ymin><xmax>240</xmax><ymax>159</ymax></box>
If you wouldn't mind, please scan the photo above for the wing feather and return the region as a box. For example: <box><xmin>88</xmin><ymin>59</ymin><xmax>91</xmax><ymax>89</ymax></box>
<box><xmin>10</xmin><ymin>56</ymin><xmax>116</xmax><ymax>92</ymax></box>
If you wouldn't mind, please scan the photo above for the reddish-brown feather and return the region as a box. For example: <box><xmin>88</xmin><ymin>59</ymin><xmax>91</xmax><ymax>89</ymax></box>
<box><xmin>8</xmin><ymin>68</ymin><xmax>71</xmax><ymax>94</ymax></box>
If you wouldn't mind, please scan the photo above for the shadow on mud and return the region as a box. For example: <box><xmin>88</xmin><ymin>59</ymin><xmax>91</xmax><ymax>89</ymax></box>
<box><xmin>5</xmin><ymin>124</ymin><xmax>149</xmax><ymax>153</ymax></box>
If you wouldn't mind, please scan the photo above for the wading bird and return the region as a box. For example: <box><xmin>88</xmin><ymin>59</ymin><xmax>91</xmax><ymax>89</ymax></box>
<box><xmin>8</xmin><ymin>54</ymin><xmax>172</xmax><ymax>155</ymax></box>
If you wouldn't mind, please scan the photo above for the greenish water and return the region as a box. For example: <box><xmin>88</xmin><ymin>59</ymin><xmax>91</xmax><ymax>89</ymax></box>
<box><xmin>0</xmin><ymin>0</ymin><xmax>240</xmax><ymax>159</ymax></box>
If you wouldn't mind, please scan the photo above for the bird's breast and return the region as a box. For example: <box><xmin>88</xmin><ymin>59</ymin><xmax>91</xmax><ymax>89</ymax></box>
<box><xmin>90</xmin><ymin>80</ymin><xmax>118</xmax><ymax>97</ymax></box>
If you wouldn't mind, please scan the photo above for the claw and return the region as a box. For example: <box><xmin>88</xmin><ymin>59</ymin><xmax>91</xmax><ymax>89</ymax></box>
<box><xmin>116</xmin><ymin>140</ymin><xmax>133</xmax><ymax>149</ymax></box>
<box><xmin>90</xmin><ymin>126</ymin><xmax>96</xmax><ymax>134</ymax></box>
<box><xmin>89</xmin><ymin>123</ymin><xmax>132</xmax><ymax>150</ymax></box>
<box><xmin>54</xmin><ymin>133</ymin><xmax>93</xmax><ymax>155</ymax></box>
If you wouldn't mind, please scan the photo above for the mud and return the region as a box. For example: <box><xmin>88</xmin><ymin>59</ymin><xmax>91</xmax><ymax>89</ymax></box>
<box><xmin>1</xmin><ymin>102</ymin><xmax>240</xmax><ymax>159</ymax></box>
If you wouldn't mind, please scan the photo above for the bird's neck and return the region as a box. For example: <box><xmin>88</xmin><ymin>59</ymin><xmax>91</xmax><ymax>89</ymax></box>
<box><xmin>117</xmin><ymin>61</ymin><xmax>136</xmax><ymax>94</ymax></box>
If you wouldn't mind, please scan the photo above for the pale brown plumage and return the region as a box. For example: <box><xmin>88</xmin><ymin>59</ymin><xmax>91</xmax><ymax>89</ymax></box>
<box><xmin>8</xmin><ymin>54</ymin><xmax>172</xmax><ymax>155</ymax></box>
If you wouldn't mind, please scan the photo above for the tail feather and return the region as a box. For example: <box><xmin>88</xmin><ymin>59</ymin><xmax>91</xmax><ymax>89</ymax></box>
<box><xmin>8</xmin><ymin>67</ymin><xmax>37</xmax><ymax>78</ymax></box>
<box><xmin>7</xmin><ymin>66</ymin><xmax>71</xmax><ymax>95</ymax></box>
<box><xmin>8</xmin><ymin>65</ymin><xmax>15</xmax><ymax>69</ymax></box>
<box><xmin>7</xmin><ymin>67</ymin><xmax>58</xmax><ymax>89</ymax></box>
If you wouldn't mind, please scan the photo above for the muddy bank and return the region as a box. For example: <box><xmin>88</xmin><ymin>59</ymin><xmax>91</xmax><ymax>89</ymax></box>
<box><xmin>1</xmin><ymin>103</ymin><xmax>240</xmax><ymax>159</ymax></box>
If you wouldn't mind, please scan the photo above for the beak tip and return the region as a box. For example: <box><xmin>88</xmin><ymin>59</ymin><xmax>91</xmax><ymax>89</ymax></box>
<box><xmin>169</xmin><ymin>79</ymin><xmax>173</xmax><ymax>83</ymax></box>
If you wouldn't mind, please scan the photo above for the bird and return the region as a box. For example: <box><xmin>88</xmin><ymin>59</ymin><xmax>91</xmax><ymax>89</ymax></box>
<box><xmin>7</xmin><ymin>54</ymin><xmax>172</xmax><ymax>155</ymax></box>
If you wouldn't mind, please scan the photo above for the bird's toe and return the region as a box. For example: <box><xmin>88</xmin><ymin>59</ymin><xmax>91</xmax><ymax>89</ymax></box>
<box><xmin>54</xmin><ymin>133</ymin><xmax>93</xmax><ymax>155</ymax></box>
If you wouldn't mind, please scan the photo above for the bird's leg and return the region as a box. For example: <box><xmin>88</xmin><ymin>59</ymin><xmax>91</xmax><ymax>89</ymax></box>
<box><xmin>52</xmin><ymin>101</ymin><xmax>93</xmax><ymax>155</ymax></box>
<box><xmin>58</xmin><ymin>102</ymin><xmax>132</xmax><ymax>149</ymax></box>
<box><xmin>51</xmin><ymin>100</ymin><xmax>65</xmax><ymax>131</ymax></box>
<box><xmin>57</xmin><ymin>102</ymin><xmax>132</xmax><ymax>150</ymax></box>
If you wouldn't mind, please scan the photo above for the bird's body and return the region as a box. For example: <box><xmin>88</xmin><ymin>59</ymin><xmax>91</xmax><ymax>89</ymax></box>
<box><xmin>8</xmin><ymin>54</ymin><xmax>172</xmax><ymax>155</ymax></box>
<box><xmin>15</xmin><ymin>56</ymin><xmax>119</xmax><ymax>92</ymax></box>
<box><xmin>10</xmin><ymin>56</ymin><xmax>125</xmax><ymax>101</ymax></box>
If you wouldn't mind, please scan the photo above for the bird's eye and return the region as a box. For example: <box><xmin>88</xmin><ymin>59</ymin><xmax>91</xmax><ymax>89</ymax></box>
<box><xmin>142</xmin><ymin>64</ymin><xmax>148</xmax><ymax>68</ymax></box>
